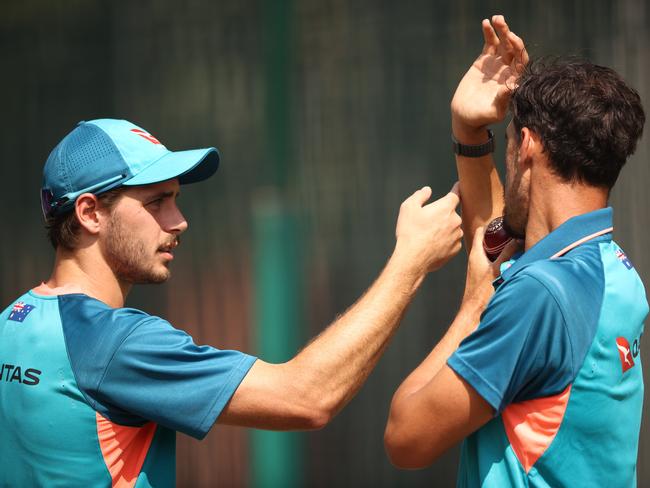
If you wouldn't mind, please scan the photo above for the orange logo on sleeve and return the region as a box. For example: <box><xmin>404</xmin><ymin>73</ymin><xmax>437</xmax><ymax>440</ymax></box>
<box><xmin>615</xmin><ymin>337</ymin><xmax>635</xmax><ymax>373</ymax></box>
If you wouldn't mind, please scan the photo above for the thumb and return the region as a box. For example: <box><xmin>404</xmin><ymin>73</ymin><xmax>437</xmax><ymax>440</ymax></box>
<box><xmin>494</xmin><ymin>237</ymin><xmax>523</xmax><ymax>266</ymax></box>
<box><xmin>411</xmin><ymin>186</ymin><xmax>433</xmax><ymax>206</ymax></box>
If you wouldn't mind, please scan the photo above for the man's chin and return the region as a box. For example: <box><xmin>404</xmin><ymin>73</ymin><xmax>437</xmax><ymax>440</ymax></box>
<box><xmin>148</xmin><ymin>274</ymin><xmax>170</xmax><ymax>285</ymax></box>
<box><xmin>148</xmin><ymin>259</ymin><xmax>173</xmax><ymax>283</ymax></box>
<box><xmin>148</xmin><ymin>268</ymin><xmax>171</xmax><ymax>284</ymax></box>
<box><xmin>122</xmin><ymin>268</ymin><xmax>171</xmax><ymax>285</ymax></box>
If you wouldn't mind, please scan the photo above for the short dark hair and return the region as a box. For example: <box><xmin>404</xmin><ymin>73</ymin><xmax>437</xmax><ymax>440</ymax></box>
<box><xmin>46</xmin><ymin>188</ymin><xmax>125</xmax><ymax>250</ymax></box>
<box><xmin>510</xmin><ymin>57</ymin><xmax>645</xmax><ymax>189</ymax></box>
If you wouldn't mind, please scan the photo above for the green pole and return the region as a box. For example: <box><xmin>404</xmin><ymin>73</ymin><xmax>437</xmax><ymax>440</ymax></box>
<box><xmin>252</xmin><ymin>195</ymin><xmax>303</xmax><ymax>488</ymax></box>
<box><xmin>251</xmin><ymin>0</ymin><xmax>303</xmax><ymax>487</ymax></box>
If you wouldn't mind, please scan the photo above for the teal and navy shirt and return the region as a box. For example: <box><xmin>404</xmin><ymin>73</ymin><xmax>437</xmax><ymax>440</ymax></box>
<box><xmin>0</xmin><ymin>293</ymin><xmax>257</xmax><ymax>487</ymax></box>
<box><xmin>448</xmin><ymin>208</ymin><xmax>647</xmax><ymax>487</ymax></box>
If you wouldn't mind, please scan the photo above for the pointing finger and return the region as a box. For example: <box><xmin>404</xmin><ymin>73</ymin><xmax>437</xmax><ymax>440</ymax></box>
<box><xmin>443</xmin><ymin>181</ymin><xmax>461</xmax><ymax>209</ymax></box>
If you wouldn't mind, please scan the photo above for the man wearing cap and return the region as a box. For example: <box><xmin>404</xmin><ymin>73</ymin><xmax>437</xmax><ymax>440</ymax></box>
<box><xmin>384</xmin><ymin>16</ymin><xmax>647</xmax><ymax>486</ymax></box>
<box><xmin>0</xmin><ymin>118</ymin><xmax>464</xmax><ymax>486</ymax></box>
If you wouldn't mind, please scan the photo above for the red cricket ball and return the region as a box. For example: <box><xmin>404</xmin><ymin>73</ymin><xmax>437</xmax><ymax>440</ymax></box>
<box><xmin>483</xmin><ymin>216</ymin><xmax>513</xmax><ymax>261</ymax></box>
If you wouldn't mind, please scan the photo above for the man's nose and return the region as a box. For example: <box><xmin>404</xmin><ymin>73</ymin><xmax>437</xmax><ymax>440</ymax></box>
<box><xmin>169</xmin><ymin>204</ymin><xmax>189</xmax><ymax>234</ymax></box>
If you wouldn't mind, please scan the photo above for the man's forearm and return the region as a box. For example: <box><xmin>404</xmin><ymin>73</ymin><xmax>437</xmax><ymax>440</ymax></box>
<box><xmin>285</xmin><ymin>250</ymin><xmax>426</xmax><ymax>420</ymax></box>
<box><xmin>383</xmin><ymin>298</ymin><xmax>489</xmax><ymax>468</ymax></box>
<box><xmin>453</xmin><ymin>121</ymin><xmax>504</xmax><ymax>246</ymax></box>
<box><xmin>449</xmin><ymin>13</ymin><xmax>529</xmax><ymax>246</ymax></box>
<box><xmin>219</xmin><ymin>252</ymin><xmax>426</xmax><ymax>431</ymax></box>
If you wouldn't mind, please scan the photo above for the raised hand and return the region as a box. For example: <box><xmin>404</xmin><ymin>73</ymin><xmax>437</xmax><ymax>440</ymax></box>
<box><xmin>451</xmin><ymin>15</ymin><xmax>528</xmax><ymax>139</ymax></box>
<box><xmin>394</xmin><ymin>183</ymin><xmax>463</xmax><ymax>274</ymax></box>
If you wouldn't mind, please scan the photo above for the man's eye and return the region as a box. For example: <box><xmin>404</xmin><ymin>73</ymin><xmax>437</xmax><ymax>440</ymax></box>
<box><xmin>147</xmin><ymin>198</ymin><xmax>163</xmax><ymax>206</ymax></box>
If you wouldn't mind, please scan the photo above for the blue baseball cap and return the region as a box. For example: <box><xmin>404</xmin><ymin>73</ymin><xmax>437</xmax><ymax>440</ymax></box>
<box><xmin>41</xmin><ymin>118</ymin><xmax>220</xmax><ymax>218</ymax></box>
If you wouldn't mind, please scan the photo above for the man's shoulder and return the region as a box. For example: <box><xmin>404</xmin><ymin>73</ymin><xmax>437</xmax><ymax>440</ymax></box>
<box><xmin>58</xmin><ymin>295</ymin><xmax>178</xmax><ymax>407</ymax></box>
<box><xmin>504</xmin><ymin>241</ymin><xmax>605</xmax><ymax>311</ymax></box>
<box><xmin>1</xmin><ymin>291</ymin><xmax>34</xmax><ymax>317</ymax></box>
<box><xmin>58</xmin><ymin>295</ymin><xmax>173</xmax><ymax>370</ymax></box>
<box><xmin>58</xmin><ymin>294</ymin><xmax>165</xmax><ymax>331</ymax></box>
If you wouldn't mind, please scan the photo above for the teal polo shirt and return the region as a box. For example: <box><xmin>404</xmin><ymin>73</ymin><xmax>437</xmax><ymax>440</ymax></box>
<box><xmin>0</xmin><ymin>293</ymin><xmax>257</xmax><ymax>487</ymax></box>
<box><xmin>448</xmin><ymin>208</ymin><xmax>646</xmax><ymax>487</ymax></box>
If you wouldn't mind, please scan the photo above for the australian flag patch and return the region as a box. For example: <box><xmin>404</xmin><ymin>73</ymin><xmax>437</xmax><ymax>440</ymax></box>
<box><xmin>8</xmin><ymin>302</ymin><xmax>35</xmax><ymax>322</ymax></box>
<box><xmin>616</xmin><ymin>249</ymin><xmax>634</xmax><ymax>270</ymax></box>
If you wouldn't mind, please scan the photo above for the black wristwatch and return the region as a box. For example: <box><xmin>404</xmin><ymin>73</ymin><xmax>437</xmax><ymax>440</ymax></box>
<box><xmin>452</xmin><ymin>129</ymin><xmax>494</xmax><ymax>157</ymax></box>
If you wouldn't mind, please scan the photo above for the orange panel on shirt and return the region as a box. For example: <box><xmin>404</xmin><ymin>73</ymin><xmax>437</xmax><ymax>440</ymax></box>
<box><xmin>502</xmin><ymin>385</ymin><xmax>572</xmax><ymax>473</ymax></box>
<box><xmin>96</xmin><ymin>412</ymin><xmax>157</xmax><ymax>488</ymax></box>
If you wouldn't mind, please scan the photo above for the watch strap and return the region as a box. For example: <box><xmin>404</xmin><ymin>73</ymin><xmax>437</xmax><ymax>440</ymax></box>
<box><xmin>452</xmin><ymin>129</ymin><xmax>495</xmax><ymax>157</ymax></box>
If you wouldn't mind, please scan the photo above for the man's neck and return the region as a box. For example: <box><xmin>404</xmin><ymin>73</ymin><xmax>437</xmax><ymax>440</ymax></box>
<box><xmin>42</xmin><ymin>248</ymin><xmax>131</xmax><ymax>308</ymax></box>
<box><xmin>525</xmin><ymin>178</ymin><xmax>609</xmax><ymax>251</ymax></box>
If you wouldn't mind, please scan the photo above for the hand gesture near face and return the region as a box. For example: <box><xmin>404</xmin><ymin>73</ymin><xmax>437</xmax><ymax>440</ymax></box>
<box><xmin>394</xmin><ymin>183</ymin><xmax>463</xmax><ymax>274</ymax></box>
<box><xmin>451</xmin><ymin>15</ymin><xmax>528</xmax><ymax>136</ymax></box>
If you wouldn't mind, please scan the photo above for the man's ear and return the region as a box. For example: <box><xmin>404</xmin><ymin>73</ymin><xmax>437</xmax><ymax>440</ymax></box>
<box><xmin>518</xmin><ymin>127</ymin><xmax>539</xmax><ymax>168</ymax></box>
<box><xmin>75</xmin><ymin>193</ymin><xmax>103</xmax><ymax>236</ymax></box>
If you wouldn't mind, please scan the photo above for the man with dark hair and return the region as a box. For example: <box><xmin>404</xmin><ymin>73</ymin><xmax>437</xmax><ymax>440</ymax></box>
<box><xmin>385</xmin><ymin>15</ymin><xmax>647</xmax><ymax>487</ymax></box>
<box><xmin>509</xmin><ymin>57</ymin><xmax>644</xmax><ymax>191</ymax></box>
<box><xmin>0</xmin><ymin>118</ymin><xmax>464</xmax><ymax>486</ymax></box>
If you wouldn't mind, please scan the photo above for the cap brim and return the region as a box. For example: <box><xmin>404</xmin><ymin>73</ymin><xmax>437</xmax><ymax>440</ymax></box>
<box><xmin>123</xmin><ymin>147</ymin><xmax>220</xmax><ymax>187</ymax></box>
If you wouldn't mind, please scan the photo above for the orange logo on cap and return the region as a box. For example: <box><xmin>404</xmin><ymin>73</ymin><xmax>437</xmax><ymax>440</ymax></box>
<box><xmin>130</xmin><ymin>128</ymin><xmax>161</xmax><ymax>145</ymax></box>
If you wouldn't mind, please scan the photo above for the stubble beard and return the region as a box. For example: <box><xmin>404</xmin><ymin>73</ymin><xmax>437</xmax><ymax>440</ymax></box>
<box><xmin>503</xmin><ymin>170</ymin><xmax>529</xmax><ymax>240</ymax></box>
<box><xmin>103</xmin><ymin>215</ymin><xmax>171</xmax><ymax>285</ymax></box>
<box><xmin>503</xmin><ymin>200</ymin><xmax>527</xmax><ymax>240</ymax></box>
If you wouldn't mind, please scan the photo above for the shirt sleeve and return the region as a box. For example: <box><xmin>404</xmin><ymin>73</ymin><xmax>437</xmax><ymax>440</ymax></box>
<box><xmin>447</xmin><ymin>272</ymin><xmax>575</xmax><ymax>414</ymax></box>
<box><xmin>95</xmin><ymin>317</ymin><xmax>257</xmax><ymax>439</ymax></box>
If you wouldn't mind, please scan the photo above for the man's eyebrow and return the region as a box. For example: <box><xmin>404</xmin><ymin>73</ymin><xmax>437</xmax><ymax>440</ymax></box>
<box><xmin>144</xmin><ymin>190</ymin><xmax>178</xmax><ymax>200</ymax></box>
